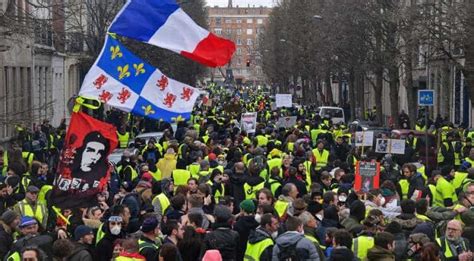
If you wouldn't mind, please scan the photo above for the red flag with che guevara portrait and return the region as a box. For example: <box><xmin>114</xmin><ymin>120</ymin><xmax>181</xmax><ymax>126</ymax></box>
<box><xmin>51</xmin><ymin>112</ymin><xmax>117</xmax><ymax>209</ymax></box>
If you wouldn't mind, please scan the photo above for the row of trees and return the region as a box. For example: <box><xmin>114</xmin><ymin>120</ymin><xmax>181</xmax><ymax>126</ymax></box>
<box><xmin>260</xmin><ymin>0</ymin><xmax>474</xmax><ymax>126</ymax></box>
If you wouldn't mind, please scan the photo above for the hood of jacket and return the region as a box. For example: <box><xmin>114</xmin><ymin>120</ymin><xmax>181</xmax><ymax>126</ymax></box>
<box><xmin>236</xmin><ymin>215</ymin><xmax>259</xmax><ymax>229</ymax></box>
<box><xmin>367</xmin><ymin>245</ymin><xmax>395</xmax><ymax>261</ymax></box>
<box><xmin>275</xmin><ymin>231</ymin><xmax>305</xmax><ymax>248</ymax></box>
<box><xmin>248</xmin><ymin>227</ymin><xmax>273</xmax><ymax>244</ymax></box>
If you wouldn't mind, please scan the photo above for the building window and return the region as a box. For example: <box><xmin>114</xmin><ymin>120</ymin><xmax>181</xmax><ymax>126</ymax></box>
<box><xmin>225</xmin><ymin>19</ymin><xmax>232</xmax><ymax>23</ymax></box>
<box><xmin>237</xmin><ymin>48</ymin><xmax>242</xmax><ymax>55</ymax></box>
<box><xmin>247</xmin><ymin>18</ymin><xmax>253</xmax><ymax>23</ymax></box>
<box><xmin>225</xmin><ymin>29</ymin><xmax>232</xmax><ymax>35</ymax></box>
<box><xmin>247</xmin><ymin>29</ymin><xmax>253</xmax><ymax>35</ymax></box>
<box><xmin>257</xmin><ymin>19</ymin><xmax>263</xmax><ymax>24</ymax></box>
<box><xmin>215</xmin><ymin>28</ymin><xmax>222</xmax><ymax>35</ymax></box>
<box><xmin>215</xmin><ymin>17</ymin><xmax>222</xmax><ymax>25</ymax></box>
<box><xmin>237</xmin><ymin>59</ymin><xmax>242</xmax><ymax>65</ymax></box>
<box><xmin>237</xmin><ymin>29</ymin><xmax>242</xmax><ymax>35</ymax></box>
<box><xmin>247</xmin><ymin>39</ymin><xmax>253</xmax><ymax>46</ymax></box>
<box><xmin>236</xmin><ymin>19</ymin><xmax>242</xmax><ymax>23</ymax></box>
<box><xmin>237</xmin><ymin>39</ymin><xmax>242</xmax><ymax>45</ymax></box>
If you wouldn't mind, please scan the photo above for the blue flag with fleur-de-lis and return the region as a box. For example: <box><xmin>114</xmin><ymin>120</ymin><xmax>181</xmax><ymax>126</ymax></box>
<box><xmin>79</xmin><ymin>35</ymin><xmax>199</xmax><ymax>122</ymax></box>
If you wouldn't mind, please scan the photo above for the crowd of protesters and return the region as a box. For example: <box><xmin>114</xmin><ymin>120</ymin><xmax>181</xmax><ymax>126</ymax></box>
<box><xmin>1</xmin><ymin>85</ymin><xmax>474</xmax><ymax>261</ymax></box>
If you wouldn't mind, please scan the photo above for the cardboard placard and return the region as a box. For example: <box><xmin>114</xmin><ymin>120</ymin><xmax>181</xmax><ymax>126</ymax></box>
<box><xmin>275</xmin><ymin>94</ymin><xmax>292</xmax><ymax>108</ymax></box>
<box><xmin>277</xmin><ymin>116</ymin><xmax>297</xmax><ymax>129</ymax></box>
<box><xmin>355</xmin><ymin>131</ymin><xmax>374</xmax><ymax>147</ymax></box>
<box><xmin>241</xmin><ymin>112</ymin><xmax>258</xmax><ymax>134</ymax></box>
<box><xmin>354</xmin><ymin>161</ymin><xmax>380</xmax><ymax>193</ymax></box>
<box><xmin>375</xmin><ymin>138</ymin><xmax>406</xmax><ymax>154</ymax></box>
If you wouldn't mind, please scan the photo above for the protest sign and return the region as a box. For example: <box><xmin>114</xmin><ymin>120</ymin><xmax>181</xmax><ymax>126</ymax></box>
<box><xmin>354</xmin><ymin>161</ymin><xmax>380</xmax><ymax>193</ymax></box>
<box><xmin>241</xmin><ymin>112</ymin><xmax>258</xmax><ymax>133</ymax></box>
<box><xmin>277</xmin><ymin>116</ymin><xmax>297</xmax><ymax>129</ymax></box>
<box><xmin>275</xmin><ymin>94</ymin><xmax>292</xmax><ymax>108</ymax></box>
<box><xmin>355</xmin><ymin>131</ymin><xmax>374</xmax><ymax>147</ymax></box>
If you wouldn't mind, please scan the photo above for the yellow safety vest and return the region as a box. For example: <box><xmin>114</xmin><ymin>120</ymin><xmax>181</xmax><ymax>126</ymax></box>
<box><xmin>115</xmin><ymin>256</ymin><xmax>145</xmax><ymax>261</ymax></box>
<box><xmin>38</xmin><ymin>185</ymin><xmax>52</xmax><ymax>205</ymax></box>
<box><xmin>244</xmin><ymin>238</ymin><xmax>274</xmax><ymax>261</ymax></box>
<box><xmin>22</xmin><ymin>152</ymin><xmax>34</xmax><ymax>168</ymax></box>
<box><xmin>267</xmin><ymin>178</ymin><xmax>281</xmax><ymax>196</ymax></box>
<box><xmin>124</xmin><ymin>165</ymin><xmax>138</xmax><ymax>182</ymax></box>
<box><xmin>172</xmin><ymin>169</ymin><xmax>191</xmax><ymax>187</ymax></box>
<box><xmin>399</xmin><ymin>179</ymin><xmax>409</xmax><ymax>200</ymax></box>
<box><xmin>243</xmin><ymin>182</ymin><xmax>265</xmax><ymax>200</ymax></box>
<box><xmin>96</xmin><ymin>223</ymin><xmax>105</xmax><ymax>245</ymax></box>
<box><xmin>152</xmin><ymin>193</ymin><xmax>170</xmax><ymax>215</ymax></box>
<box><xmin>436</xmin><ymin>237</ymin><xmax>468</xmax><ymax>259</ymax></box>
<box><xmin>352</xmin><ymin>235</ymin><xmax>374</xmax><ymax>260</ymax></box>
<box><xmin>312</xmin><ymin>149</ymin><xmax>329</xmax><ymax>170</ymax></box>
<box><xmin>452</xmin><ymin>172</ymin><xmax>468</xmax><ymax>191</ymax></box>
<box><xmin>256</xmin><ymin>135</ymin><xmax>269</xmax><ymax>147</ymax></box>
<box><xmin>187</xmin><ymin>163</ymin><xmax>200</xmax><ymax>178</ymax></box>
<box><xmin>149</xmin><ymin>169</ymin><xmax>162</xmax><ymax>182</ymax></box>
<box><xmin>17</xmin><ymin>199</ymin><xmax>46</xmax><ymax>225</ymax></box>
<box><xmin>267</xmin><ymin>158</ymin><xmax>282</xmax><ymax>176</ymax></box>
<box><xmin>6</xmin><ymin>252</ymin><xmax>20</xmax><ymax>261</ymax></box>
<box><xmin>117</xmin><ymin>131</ymin><xmax>130</xmax><ymax>149</ymax></box>
<box><xmin>305</xmin><ymin>234</ymin><xmax>326</xmax><ymax>250</ymax></box>
<box><xmin>2</xmin><ymin>151</ymin><xmax>8</xmax><ymax>176</ymax></box>
<box><xmin>465</xmin><ymin>157</ymin><xmax>474</xmax><ymax>167</ymax></box>
<box><xmin>138</xmin><ymin>238</ymin><xmax>159</xmax><ymax>252</ymax></box>
<box><xmin>415</xmin><ymin>214</ymin><xmax>432</xmax><ymax>222</ymax></box>
<box><xmin>274</xmin><ymin>200</ymin><xmax>289</xmax><ymax>218</ymax></box>
<box><xmin>434</xmin><ymin>177</ymin><xmax>457</xmax><ymax>207</ymax></box>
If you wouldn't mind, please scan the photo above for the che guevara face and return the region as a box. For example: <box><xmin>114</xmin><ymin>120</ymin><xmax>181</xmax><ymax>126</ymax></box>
<box><xmin>80</xmin><ymin>141</ymin><xmax>106</xmax><ymax>172</ymax></box>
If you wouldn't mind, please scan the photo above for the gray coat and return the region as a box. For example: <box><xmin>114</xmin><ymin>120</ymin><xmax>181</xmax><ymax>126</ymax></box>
<box><xmin>272</xmin><ymin>231</ymin><xmax>321</xmax><ymax>261</ymax></box>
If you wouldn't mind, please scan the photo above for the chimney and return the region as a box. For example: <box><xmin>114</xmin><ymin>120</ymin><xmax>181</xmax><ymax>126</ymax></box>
<box><xmin>228</xmin><ymin>0</ymin><xmax>233</xmax><ymax>8</ymax></box>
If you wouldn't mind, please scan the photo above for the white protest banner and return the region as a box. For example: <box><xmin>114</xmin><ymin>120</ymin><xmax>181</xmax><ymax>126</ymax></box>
<box><xmin>355</xmin><ymin>131</ymin><xmax>374</xmax><ymax>147</ymax></box>
<box><xmin>275</xmin><ymin>94</ymin><xmax>292</xmax><ymax>108</ymax></box>
<box><xmin>389</xmin><ymin>139</ymin><xmax>406</xmax><ymax>154</ymax></box>
<box><xmin>277</xmin><ymin>116</ymin><xmax>297</xmax><ymax>129</ymax></box>
<box><xmin>241</xmin><ymin>112</ymin><xmax>258</xmax><ymax>134</ymax></box>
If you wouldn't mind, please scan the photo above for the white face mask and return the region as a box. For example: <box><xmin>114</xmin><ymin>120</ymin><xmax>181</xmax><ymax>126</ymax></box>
<box><xmin>255</xmin><ymin>214</ymin><xmax>262</xmax><ymax>223</ymax></box>
<box><xmin>271</xmin><ymin>231</ymin><xmax>278</xmax><ymax>239</ymax></box>
<box><xmin>110</xmin><ymin>225</ymin><xmax>121</xmax><ymax>235</ymax></box>
<box><xmin>338</xmin><ymin>195</ymin><xmax>347</xmax><ymax>203</ymax></box>
<box><xmin>316</xmin><ymin>214</ymin><xmax>323</xmax><ymax>221</ymax></box>
<box><xmin>379</xmin><ymin>197</ymin><xmax>386</xmax><ymax>206</ymax></box>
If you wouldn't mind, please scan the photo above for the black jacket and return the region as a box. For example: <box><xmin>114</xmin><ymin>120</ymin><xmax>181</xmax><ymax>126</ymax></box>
<box><xmin>229</xmin><ymin>172</ymin><xmax>248</xmax><ymax>211</ymax></box>
<box><xmin>203</xmin><ymin>223</ymin><xmax>240</xmax><ymax>261</ymax></box>
<box><xmin>0</xmin><ymin>222</ymin><xmax>14</xmax><ymax>260</ymax></box>
<box><xmin>246</xmin><ymin>227</ymin><xmax>274</xmax><ymax>261</ymax></box>
<box><xmin>96</xmin><ymin>223</ymin><xmax>126</xmax><ymax>261</ymax></box>
<box><xmin>408</xmin><ymin>173</ymin><xmax>426</xmax><ymax>199</ymax></box>
<box><xmin>139</xmin><ymin>236</ymin><xmax>160</xmax><ymax>261</ymax></box>
<box><xmin>234</xmin><ymin>215</ymin><xmax>259</xmax><ymax>261</ymax></box>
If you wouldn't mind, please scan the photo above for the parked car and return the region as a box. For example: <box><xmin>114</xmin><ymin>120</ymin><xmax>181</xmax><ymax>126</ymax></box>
<box><xmin>108</xmin><ymin>148</ymin><xmax>139</xmax><ymax>166</ymax></box>
<box><xmin>316</xmin><ymin>106</ymin><xmax>345</xmax><ymax>124</ymax></box>
<box><xmin>128</xmin><ymin>132</ymin><xmax>164</xmax><ymax>148</ymax></box>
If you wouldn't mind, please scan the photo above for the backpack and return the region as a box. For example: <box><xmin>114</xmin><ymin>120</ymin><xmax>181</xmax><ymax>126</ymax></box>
<box><xmin>277</xmin><ymin>237</ymin><xmax>308</xmax><ymax>261</ymax></box>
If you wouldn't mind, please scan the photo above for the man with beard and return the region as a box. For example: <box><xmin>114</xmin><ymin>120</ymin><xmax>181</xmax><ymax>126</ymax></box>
<box><xmin>436</xmin><ymin>220</ymin><xmax>472</xmax><ymax>261</ymax></box>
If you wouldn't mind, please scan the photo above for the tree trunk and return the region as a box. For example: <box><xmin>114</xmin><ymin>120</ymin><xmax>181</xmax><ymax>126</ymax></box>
<box><xmin>374</xmin><ymin>67</ymin><xmax>384</xmax><ymax>126</ymax></box>
<box><xmin>325</xmin><ymin>72</ymin><xmax>333</xmax><ymax>106</ymax></box>
<box><xmin>349</xmin><ymin>68</ymin><xmax>356</xmax><ymax>121</ymax></box>
<box><xmin>389</xmin><ymin>66</ymin><xmax>400</xmax><ymax>128</ymax></box>
<box><xmin>404</xmin><ymin>51</ymin><xmax>418</xmax><ymax>128</ymax></box>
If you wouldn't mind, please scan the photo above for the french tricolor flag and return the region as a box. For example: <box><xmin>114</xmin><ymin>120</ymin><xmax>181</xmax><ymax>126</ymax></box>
<box><xmin>109</xmin><ymin>0</ymin><xmax>236</xmax><ymax>67</ymax></box>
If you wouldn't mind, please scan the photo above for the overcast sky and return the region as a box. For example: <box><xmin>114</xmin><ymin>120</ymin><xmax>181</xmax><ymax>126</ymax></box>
<box><xmin>206</xmin><ymin>0</ymin><xmax>274</xmax><ymax>7</ymax></box>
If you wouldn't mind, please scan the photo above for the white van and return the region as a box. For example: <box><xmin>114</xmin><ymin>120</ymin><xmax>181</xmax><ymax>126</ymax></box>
<box><xmin>316</xmin><ymin>106</ymin><xmax>345</xmax><ymax>124</ymax></box>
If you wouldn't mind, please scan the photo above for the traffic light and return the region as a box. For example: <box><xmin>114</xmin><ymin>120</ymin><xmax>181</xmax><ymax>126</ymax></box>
<box><xmin>246</xmin><ymin>59</ymin><xmax>251</xmax><ymax>67</ymax></box>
